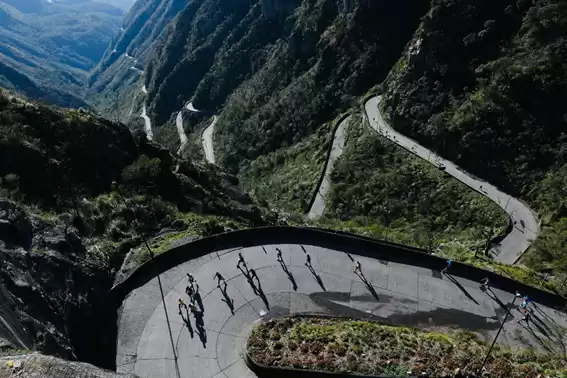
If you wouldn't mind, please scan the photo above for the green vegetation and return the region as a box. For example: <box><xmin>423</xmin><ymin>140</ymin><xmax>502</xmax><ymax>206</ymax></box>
<box><xmin>0</xmin><ymin>91</ymin><xmax>266</xmax><ymax>272</ymax></box>
<box><xmin>0</xmin><ymin>0</ymin><xmax>123</xmax><ymax>107</ymax></box>
<box><xmin>320</xmin><ymin>114</ymin><xmax>507</xmax><ymax>254</ymax></box>
<box><xmin>240</xmin><ymin>121</ymin><xmax>333</xmax><ymax>213</ymax></box>
<box><xmin>382</xmin><ymin>0</ymin><xmax>567</xmax><ymax>294</ymax></box>
<box><xmin>248</xmin><ymin>317</ymin><xmax>567</xmax><ymax>377</ymax></box>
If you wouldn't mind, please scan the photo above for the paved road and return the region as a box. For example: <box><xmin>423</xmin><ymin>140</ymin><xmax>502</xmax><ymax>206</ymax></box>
<box><xmin>186</xmin><ymin>102</ymin><xmax>216</xmax><ymax>164</ymax></box>
<box><xmin>308</xmin><ymin>115</ymin><xmax>352</xmax><ymax>219</ymax></box>
<box><xmin>364</xmin><ymin>96</ymin><xmax>539</xmax><ymax>265</ymax></box>
<box><xmin>140</xmin><ymin>105</ymin><xmax>153</xmax><ymax>141</ymax></box>
<box><xmin>116</xmin><ymin>244</ymin><xmax>567</xmax><ymax>378</ymax></box>
<box><xmin>175</xmin><ymin>110</ymin><xmax>188</xmax><ymax>156</ymax></box>
<box><xmin>201</xmin><ymin>116</ymin><xmax>217</xmax><ymax>164</ymax></box>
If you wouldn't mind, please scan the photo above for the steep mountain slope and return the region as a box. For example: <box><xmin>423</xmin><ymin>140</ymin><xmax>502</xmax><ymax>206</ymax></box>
<box><xmin>0</xmin><ymin>90</ymin><xmax>267</xmax><ymax>366</ymax></box>
<box><xmin>90</xmin><ymin>0</ymin><xmax>429</xmax><ymax>164</ymax></box>
<box><xmin>0</xmin><ymin>0</ymin><xmax>123</xmax><ymax>107</ymax></box>
<box><xmin>381</xmin><ymin>0</ymin><xmax>567</xmax><ymax>287</ymax></box>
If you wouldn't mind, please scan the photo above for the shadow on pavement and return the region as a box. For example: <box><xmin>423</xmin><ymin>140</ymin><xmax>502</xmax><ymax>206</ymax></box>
<box><xmin>279</xmin><ymin>260</ymin><xmax>298</xmax><ymax>291</ymax></box>
<box><xmin>179</xmin><ymin>306</ymin><xmax>194</xmax><ymax>339</ymax></box>
<box><xmin>445</xmin><ymin>274</ymin><xmax>480</xmax><ymax>305</ymax></box>
<box><xmin>356</xmin><ymin>271</ymin><xmax>379</xmax><ymax>301</ymax></box>
<box><xmin>306</xmin><ymin>263</ymin><xmax>326</xmax><ymax>291</ymax></box>
<box><xmin>242</xmin><ymin>269</ymin><xmax>270</xmax><ymax>310</ymax></box>
<box><xmin>193</xmin><ymin>311</ymin><xmax>207</xmax><ymax>348</ymax></box>
<box><xmin>219</xmin><ymin>283</ymin><xmax>235</xmax><ymax>315</ymax></box>
<box><xmin>194</xmin><ymin>292</ymin><xmax>204</xmax><ymax>313</ymax></box>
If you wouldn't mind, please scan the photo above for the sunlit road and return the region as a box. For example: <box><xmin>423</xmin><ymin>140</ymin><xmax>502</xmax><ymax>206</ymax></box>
<box><xmin>364</xmin><ymin>96</ymin><xmax>539</xmax><ymax>264</ymax></box>
<box><xmin>308</xmin><ymin>115</ymin><xmax>352</xmax><ymax>219</ymax></box>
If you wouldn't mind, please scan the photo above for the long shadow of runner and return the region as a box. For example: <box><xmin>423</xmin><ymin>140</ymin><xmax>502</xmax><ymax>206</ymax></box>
<box><xmin>240</xmin><ymin>267</ymin><xmax>270</xmax><ymax>310</ymax></box>
<box><xmin>279</xmin><ymin>261</ymin><xmax>298</xmax><ymax>291</ymax></box>
<box><xmin>179</xmin><ymin>306</ymin><xmax>194</xmax><ymax>339</ymax></box>
<box><xmin>306</xmin><ymin>264</ymin><xmax>326</xmax><ymax>291</ymax></box>
<box><xmin>193</xmin><ymin>311</ymin><xmax>207</xmax><ymax>348</ymax></box>
<box><xmin>355</xmin><ymin>271</ymin><xmax>379</xmax><ymax>301</ymax></box>
<box><xmin>219</xmin><ymin>283</ymin><xmax>235</xmax><ymax>315</ymax></box>
<box><xmin>486</xmin><ymin>289</ymin><xmax>516</xmax><ymax>319</ymax></box>
<box><xmin>445</xmin><ymin>274</ymin><xmax>479</xmax><ymax>305</ymax></box>
<box><xmin>519</xmin><ymin>322</ymin><xmax>557</xmax><ymax>354</ymax></box>
<box><xmin>194</xmin><ymin>292</ymin><xmax>205</xmax><ymax>313</ymax></box>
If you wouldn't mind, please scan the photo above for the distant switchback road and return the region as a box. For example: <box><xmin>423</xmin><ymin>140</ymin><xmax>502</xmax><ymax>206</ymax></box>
<box><xmin>364</xmin><ymin>96</ymin><xmax>539</xmax><ymax>264</ymax></box>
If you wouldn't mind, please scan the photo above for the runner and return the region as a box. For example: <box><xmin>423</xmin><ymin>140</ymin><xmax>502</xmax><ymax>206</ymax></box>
<box><xmin>305</xmin><ymin>254</ymin><xmax>312</xmax><ymax>267</ymax></box>
<box><xmin>237</xmin><ymin>252</ymin><xmax>246</xmax><ymax>269</ymax></box>
<box><xmin>186</xmin><ymin>273</ymin><xmax>194</xmax><ymax>284</ymax></box>
<box><xmin>185</xmin><ymin>284</ymin><xmax>194</xmax><ymax>299</ymax></box>
<box><xmin>480</xmin><ymin>277</ymin><xmax>490</xmax><ymax>291</ymax></box>
<box><xmin>353</xmin><ymin>261</ymin><xmax>362</xmax><ymax>275</ymax></box>
<box><xmin>441</xmin><ymin>259</ymin><xmax>452</xmax><ymax>273</ymax></box>
<box><xmin>276</xmin><ymin>248</ymin><xmax>283</xmax><ymax>263</ymax></box>
<box><xmin>178</xmin><ymin>298</ymin><xmax>187</xmax><ymax>314</ymax></box>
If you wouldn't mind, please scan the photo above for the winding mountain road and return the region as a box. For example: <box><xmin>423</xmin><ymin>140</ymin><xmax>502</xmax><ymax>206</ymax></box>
<box><xmin>175</xmin><ymin>109</ymin><xmax>189</xmax><ymax>156</ymax></box>
<box><xmin>116</xmin><ymin>239</ymin><xmax>567</xmax><ymax>378</ymax></box>
<box><xmin>308</xmin><ymin>115</ymin><xmax>351</xmax><ymax>219</ymax></box>
<box><xmin>186</xmin><ymin>102</ymin><xmax>217</xmax><ymax>164</ymax></box>
<box><xmin>140</xmin><ymin>105</ymin><xmax>153</xmax><ymax>141</ymax></box>
<box><xmin>364</xmin><ymin>96</ymin><xmax>539</xmax><ymax>264</ymax></box>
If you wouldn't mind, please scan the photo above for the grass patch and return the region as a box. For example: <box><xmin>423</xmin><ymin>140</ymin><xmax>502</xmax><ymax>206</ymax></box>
<box><xmin>248</xmin><ymin>317</ymin><xmax>567</xmax><ymax>377</ymax></box>
<box><xmin>240</xmin><ymin>120</ymin><xmax>334</xmax><ymax>213</ymax></box>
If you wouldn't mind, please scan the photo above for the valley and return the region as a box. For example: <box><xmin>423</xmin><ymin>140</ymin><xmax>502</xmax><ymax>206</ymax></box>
<box><xmin>0</xmin><ymin>0</ymin><xmax>566</xmax><ymax>377</ymax></box>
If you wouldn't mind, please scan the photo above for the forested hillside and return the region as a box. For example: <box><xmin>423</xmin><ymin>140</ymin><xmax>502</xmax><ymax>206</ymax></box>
<box><xmin>382</xmin><ymin>0</ymin><xmax>567</xmax><ymax>287</ymax></box>
<box><xmin>0</xmin><ymin>0</ymin><xmax>123</xmax><ymax>107</ymax></box>
<box><xmin>0</xmin><ymin>90</ymin><xmax>266</xmax><ymax>362</ymax></box>
<box><xmin>90</xmin><ymin>0</ymin><xmax>429</xmax><ymax>168</ymax></box>
<box><xmin>90</xmin><ymin>0</ymin><xmax>567</xmax><ymax>293</ymax></box>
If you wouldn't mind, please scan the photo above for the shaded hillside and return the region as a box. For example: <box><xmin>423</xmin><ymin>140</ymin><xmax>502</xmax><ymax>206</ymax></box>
<box><xmin>382</xmin><ymin>0</ymin><xmax>567</xmax><ymax>292</ymax></box>
<box><xmin>0</xmin><ymin>90</ymin><xmax>267</xmax><ymax>366</ymax></box>
<box><xmin>91</xmin><ymin>0</ymin><xmax>430</xmax><ymax>170</ymax></box>
<box><xmin>383</xmin><ymin>0</ymin><xmax>567</xmax><ymax>196</ymax></box>
<box><xmin>0</xmin><ymin>0</ymin><xmax>123</xmax><ymax>107</ymax></box>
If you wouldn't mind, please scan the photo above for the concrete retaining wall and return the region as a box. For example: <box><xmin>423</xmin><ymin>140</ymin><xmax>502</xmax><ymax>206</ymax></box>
<box><xmin>111</xmin><ymin>226</ymin><xmax>566</xmax><ymax>309</ymax></box>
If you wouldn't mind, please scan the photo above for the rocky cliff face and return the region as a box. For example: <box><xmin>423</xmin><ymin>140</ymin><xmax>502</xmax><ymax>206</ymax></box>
<box><xmin>0</xmin><ymin>91</ymin><xmax>268</xmax><ymax>367</ymax></box>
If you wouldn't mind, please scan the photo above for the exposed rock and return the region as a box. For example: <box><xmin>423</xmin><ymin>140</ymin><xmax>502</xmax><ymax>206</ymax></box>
<box><xmin>0</xmin><ymin>247</ymin><xmax>116</xmax><ymax>368</ymax></box>
<box><xmin>0</xmin><ymin>200</ymin><xmax>32</xmax><ymax>250</ymax></box>
<box><xmin>0</xmin><ymin>352</ymin><xmax>134</xmax><ymax>378</ymax></box>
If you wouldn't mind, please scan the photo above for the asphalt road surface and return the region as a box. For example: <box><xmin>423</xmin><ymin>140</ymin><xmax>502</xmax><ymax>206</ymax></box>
<box><xmin>308</xmin><ymin>115</ymin><xmax>352</xmax><ymax>219</ymax></box>
<box><xmin>364</xmin><ymin>96</ymin><xmax>539</xmax><ymax>265</ymax></box>
<box><xmin>202</xmin><ymin>116</ymin><xmax>217</xmax><ymax>164</ymax></box>
<box><xmin>185</xmin><ymin>102</ymin><xmax>216</xmax><ymax>164</ymax></box>
<box><xmin>175</xmin><ymin>110</ymin><xmax>188</xmax><ymax>156</ymax></box>
<box><xmin>116</xmin><ymin>244</ymin><xmax>567</xmax><ymax>378</ymax></box>
<box><xmin>140</xmin><ymin>105</ymin><xmax>153</xmax><ymax>141</ymax></box>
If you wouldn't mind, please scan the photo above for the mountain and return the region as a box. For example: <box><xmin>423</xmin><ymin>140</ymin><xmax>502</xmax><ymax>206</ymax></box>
<box><xmin>89</xmin><ymin>0</ymin><xmax>567</xmax><ymax>295</ymax></box>
<box><xmin>93</xmin><ymin>0</ymin><xmax>135</xmax><ymax>11</ymax></box>
<box><xmin>0</xmin><ymin>89</ymin><xmax>267</xmax><ymax>364</ymax></box>
<box><xmin>381</xmin><ymin>0</ymin><xmax>567</xmax><ymax>277</ymax></box>
<box><xmin>89</xmin><ymin>0</ymin><xmax>428</xmax><ymax>149</ymax></box>
<box><xmin>0</xmin><ymin>0</ymin><xmax>123</xmax><ymax>107</ymax></box>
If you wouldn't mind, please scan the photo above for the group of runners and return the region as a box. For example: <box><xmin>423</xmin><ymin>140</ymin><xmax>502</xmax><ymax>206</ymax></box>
<box><xmin>443</xmin><ymin>259</ymin><xmax>535</xmax><ymax>325</ymax></box>
<box><xmin>177</xmin><ymin>273</ymin><xmax>200</xmax><ymax>315</ymax></box>
<box><xmin>177</xmin><ymin>251</ymin><xmax>539</xmax><ymax>328</ymax></box>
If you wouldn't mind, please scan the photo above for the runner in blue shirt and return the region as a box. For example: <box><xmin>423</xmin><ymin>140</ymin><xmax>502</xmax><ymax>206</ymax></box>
<box><xmin>441</xmin><ymin>259</ymin><xmax>452</xmax><ymax>273</ymax></box>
